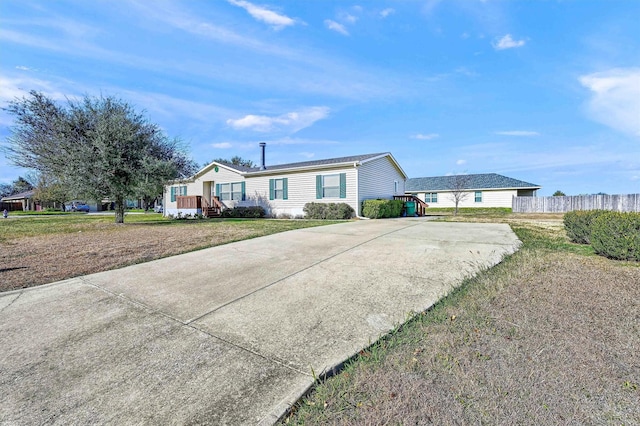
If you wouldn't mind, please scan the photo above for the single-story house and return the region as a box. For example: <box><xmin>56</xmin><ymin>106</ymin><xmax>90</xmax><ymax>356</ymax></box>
<box><xmin>0</xmin><ymin>190</ymin><xmax>38</xmax><ymax>211</ymax></box>
<box><xmin>164</xmin><ymin>144</ymin><xmax>407</xmax><ymax>218</ymax></box>
<box><xmin>405</xmin><ymin>173</ymin><xmax>541</xmax><ymax>208</ymax></box>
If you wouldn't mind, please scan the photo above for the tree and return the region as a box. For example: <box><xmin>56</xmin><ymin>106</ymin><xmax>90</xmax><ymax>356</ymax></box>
<box><xmin>552</xmin><ymin>190</ymin><xmax>566</xmax><ymax>196</ymax></box>
<box><xmin>0</xmin><ymin>176</ymin><xmax>34</xmax><ymax>198</ymax></box>
<box><xmin>210</xmin><ymin>156</ymin><xmax>255</xmax><ymax>168</ymax></box>
<box><xmin>4</xmin><ymin>91</ymin><xmax>194</xmax><ymax>223</ymax></box>
<box><xmin>447</xmin><ymin>173</ymin><xmax>471</xmax><ymax>216</ymax></box>
<box><xmin>135</xmin><ymin>139</ymin><xmax>198</xmax><ymax>211</ymax></box>
<box><xmin>31</xmin><ymin>171</ymin><xmax>74</xmax><ymax>212</ymax></box>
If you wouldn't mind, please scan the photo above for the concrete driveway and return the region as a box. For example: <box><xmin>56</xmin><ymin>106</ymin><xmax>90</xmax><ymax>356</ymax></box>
<box><xmin>0</xmin><ymin>219</ymin><xmax>520</xmax><ymax>425</ymax></box>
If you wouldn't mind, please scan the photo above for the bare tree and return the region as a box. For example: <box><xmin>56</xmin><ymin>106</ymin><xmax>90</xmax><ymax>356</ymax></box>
<box><xmin>448</xmin><ymin>173</ymin><xmax>471</xmax><ymax>216</ymax></box>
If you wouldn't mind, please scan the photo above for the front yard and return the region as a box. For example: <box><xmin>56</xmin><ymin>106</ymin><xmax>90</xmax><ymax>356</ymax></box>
<box><xmin>0</xmin><ymin>214</ymin><xmax>337</xmax><ymax>292</ymax></box>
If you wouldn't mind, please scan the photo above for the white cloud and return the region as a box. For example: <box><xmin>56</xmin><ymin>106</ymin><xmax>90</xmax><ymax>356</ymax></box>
<box><xmin>380</xmin><ymin>8</ymin><xmax>395</xmax><ymax>18</ymax></box>
<box><xmin>299</xmin><ymin>152</ymin><xmax>315</xmax><ymax>159</ymax></box>
<box><xmin>15</xmin><ymin>66</ymin><xmax>32</xmax><ymax>71</ymax></box>
<box><xmin>492</xmin><ymin>34</ymin><xmax>526</xmax><ymax>50</ymax></box>
<box><xmin>456</xmin><ymin>159</ymin><xmax>467</xmax><ymax>165</ymax></box>
<box><xmin>227</xmin><ymin>0</ymin><xmax>296</xmax><ymax>30</ymax></box>
<box><xmin>227</xmin><ymin>106</ymin><xmax>330</xmax><ymax>133</ymax></box>
<box><xmin>338</xmin><ymin>12</ymin><xmax>358</xmax><ymax>24</ymax></box>
<box><xmin>411</xmin><ymin>133</ymin><xmax>440</xmax><ymax>140</ymax></box>
<box><xmin>324</xmin><ymin>20</ymin><xmax>349</xmax><ymax>36</ymax></box>
<box><xmin>579</xmin><ymin>68</ymin><xmax>640</xmax><ymax>137</ymax></box>
<box><xmin>212</xmin><ymin>142</ymin><xmax>233</xmax><ymax>149</ymax></box>
<box><xmin>495</xmin><ymin>130</ymin><xmax>540</xmax><ymax>136</ymax></box>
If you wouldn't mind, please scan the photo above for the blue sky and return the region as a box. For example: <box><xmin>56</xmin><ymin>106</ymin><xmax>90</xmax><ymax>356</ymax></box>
<box><xmin>1</xmin><ymin>0</ymin><xmax>639</xmax><ymax>196</ymax></box>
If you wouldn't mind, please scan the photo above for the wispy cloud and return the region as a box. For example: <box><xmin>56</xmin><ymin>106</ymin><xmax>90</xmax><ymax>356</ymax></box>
<box><xmin>227</xmin><ymin>0</ymin><xmax>296</xmax><ymax>30</ymax></box>
<box><xmin>492</xmin><ymin>34</ymin><xmax>526</xmax><ymax>50</ymax></box>
<box><xmin>299</xmin><ymin>152</ymin><xmax>315</xmax><ymax>159</ymax></box>
<box><xmin>212</xmin><ymin>142</ymin><xmax>233</xmax><ymax>149</ymax></box>
<box><xmin>227</xmin><ymin>107</ymin><xmax>330</xmax><ymax>133</ymax></box>
<box><xmin>495</xmin><ymin>130</ymin><xmax>540</xmax><ymax>136</ymax></box>
<box><xmin>579</xmin><ymin>68</ymin><xmax>640</xmax><ymax>137</ymax></box>
<box><xmin>324</xmin><ymin>19</ymin><xmax>349</xmax><ymax>36</ymax></box>
<box><xmin>380</xmin><ymin>8</ymin><xmax>395</xmax><ymax>18</ymax></box>
<box><xmin>456</xmin><ymin>159</ymin><xmax>467</xmax><ymax>165</ymax></box>
<box><xmin>411</xmin><ymin>133</ymin><xmax>440</xmax><ymax>140</ymax></box>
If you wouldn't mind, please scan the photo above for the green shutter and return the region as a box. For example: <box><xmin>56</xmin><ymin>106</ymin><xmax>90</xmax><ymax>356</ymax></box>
<box><xmin>339</xmin><ymin>173</ymin><xmax>347</xmax><ymax>198</ymax></box>
<box><xmin>241</xmin><ymin>181</ymin><xmax>246</xmax><ymax>201</ymax></box>
<box><xmin>283</xmin><ymin>178</ymin><xmax>288</xmax><ymax>200</ymax></box>
<box><xmin>316</xmin><ymin>175</ymin><xmax>323</xmax><ymax>199</ymax></box>
<box><xmin>170</xmin><ymin>187</ymin><xmax>176</xmax><ymax>202</ymax></box>
<box><xmin>215</xmin><ymin>184</ymin><xmax>220</xmax><ymax>197</ymax></box>
<box><xmin>269</xmin><ymin>179</ymin><xmax>275</xmax><ymax>200</ymax></box>
<box><xmin>183</xmin><ymin>185</ymin><xmax>187</xmax><ymax>196</ymax></box>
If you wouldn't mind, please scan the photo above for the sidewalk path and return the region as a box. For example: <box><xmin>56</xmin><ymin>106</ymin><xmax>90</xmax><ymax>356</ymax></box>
<box><xmin>0</xmin><ymin>219</ymin><xmax>520</xmax><ymax>425</ymax></box>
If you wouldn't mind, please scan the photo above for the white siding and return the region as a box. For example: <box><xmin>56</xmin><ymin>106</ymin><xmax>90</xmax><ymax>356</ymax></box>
<box><xmin>240</xmin><ymin>166</ymin><xmax>358</xmax><ymax>217</ymax></box>
<box><xmin>358</xmin><ymin>156</ymin><xmax>406</xmax><ymax>215</ymax></box>
<box><xmin>164</xmin><ymin>164</ymin><xmax>244</xmax><ymax>215</ymax></box>
<box><xmin>414</xmin><ymin>189</ymin><xmax>517</xmax><ymax>208</ymax></box>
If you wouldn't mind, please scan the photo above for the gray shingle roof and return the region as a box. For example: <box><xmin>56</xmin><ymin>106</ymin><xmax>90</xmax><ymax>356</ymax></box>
<box><xmin>219</xmin><ymin>153</ymin><xmax>389</xmax><ymax>174</ymax></box>
<box><xmin>406</xmin><ymin>174</ymin><xmax>540</xmax><ymax>192</ymax></box>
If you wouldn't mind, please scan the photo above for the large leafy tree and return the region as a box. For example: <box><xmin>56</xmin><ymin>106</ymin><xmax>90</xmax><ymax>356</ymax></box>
<box><xmin>4</xmin><ymin>91</ymin><xmax>195</xmax><ymax>223</ymax></box>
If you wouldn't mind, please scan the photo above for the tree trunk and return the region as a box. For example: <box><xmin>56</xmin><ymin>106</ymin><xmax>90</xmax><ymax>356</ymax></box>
<box><xmin>454</xmin><ymin>201</ymin><xmax>459</xmax><ymax>216</ymax></box>
<box><xmin>115</xmin><ymin>198</ymin><xmax>126</xmax><ymax>223</ymax></box>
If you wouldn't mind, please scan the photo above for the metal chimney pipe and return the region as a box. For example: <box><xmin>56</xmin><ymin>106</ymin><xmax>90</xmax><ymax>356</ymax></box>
<box><xmin>259</xmin><ymin>142</ymin><xmax>266</xmax><ymax>170</ymax></box>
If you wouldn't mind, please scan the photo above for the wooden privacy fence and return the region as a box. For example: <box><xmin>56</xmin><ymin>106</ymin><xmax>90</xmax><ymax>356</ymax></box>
<box><xmin>513</xmin><ymin>194</ymin><xmax>640</xmax><ymax>213</ymax></box>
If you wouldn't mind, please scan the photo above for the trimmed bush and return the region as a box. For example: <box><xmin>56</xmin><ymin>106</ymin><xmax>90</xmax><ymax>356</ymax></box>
<box><xmin>590</xmin><ymin>211</ymin><xmax>640</xmax><ymax>261</ymax></box>
<box><xmin>563</xmin><ymin>210</ymin><xmax>607</xmax><ymax>244</ymax></box>
<box><xmin>221</xmin><ymin>206</ymin><xmax>266</xmax><ymax>218</ymax></box>
<box><xmin>303</xmin><ymin>202</ymin><xmax>354</xmax><ymax>220</ymax></box>
<box><xmin>361</xmin><ymin>199</ymin><xmax>404</xmax><ymax>219</ymax></box>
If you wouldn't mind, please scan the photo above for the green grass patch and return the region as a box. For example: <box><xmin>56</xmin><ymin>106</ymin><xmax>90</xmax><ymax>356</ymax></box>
<box><xmin>424</xmin><ymin>207</ymin><xmax>512</xmax><ymax>216</ymax></box>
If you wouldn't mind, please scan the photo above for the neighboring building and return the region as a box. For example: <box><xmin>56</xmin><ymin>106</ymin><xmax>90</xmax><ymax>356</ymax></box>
<box><xmin>0</xmin><ymin>190</ymin><xmax>37</xmax><ymax>211</ymax></box>
<box><xmin>405</xmin><ymin>173</ymin><xmax>541</xmax><ymax>208</ymax></box>
<box><xmin>164</xmin><ymin>144</ymin><xmax>407</xmax><ymax>218</ymax></box>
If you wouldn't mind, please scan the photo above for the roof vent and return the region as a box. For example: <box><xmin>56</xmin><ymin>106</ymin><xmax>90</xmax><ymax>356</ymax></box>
<box><xmin>259</xmin><ymin>142</ymin><xmax>266</xmax><ymax>170</ymax></box>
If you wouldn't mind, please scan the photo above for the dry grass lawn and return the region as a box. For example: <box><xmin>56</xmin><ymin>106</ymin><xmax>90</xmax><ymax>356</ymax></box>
<box><xmin>284</xmin><ymin>218</ymin><xmax>640</xmax><ymax>425</ymax></box>
<box><xmin>0</xmin><ymin>215</ymin><xmax>335</xmax><ymax>292</ymax></box>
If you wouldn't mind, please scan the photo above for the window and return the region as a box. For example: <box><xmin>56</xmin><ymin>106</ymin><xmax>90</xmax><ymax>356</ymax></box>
<box><xmin>170</xmin><ymin>185</ymin><xmax>187</xmax><ymax>202</ymax></box>
<box><xmin>217</xmin><ymin>182</ymin><xmax>245</xmax><ymax>201</ymax></box>
<box><xmin>394</xmin><ymin>180</ymin><xmax>399</xmax><ymax>194</ymax></box>
<box><xmin>316</xmin><ymin>173</ymin><xmax>346</xmax><ymax>199</ymax></box>
<box><xmin>269</xmin><ymin>178</ymin><xmax>288</xmax><ymax>200</ymax></box>
<box><xmin>475</xmin><ymin>191</ymin><xmax>483</xmax><ymax>203</ymax></box>
<box><xmin>424</xmin><ymin>192</ymin><xmax>438</xmax><ymax>203</ymax></box>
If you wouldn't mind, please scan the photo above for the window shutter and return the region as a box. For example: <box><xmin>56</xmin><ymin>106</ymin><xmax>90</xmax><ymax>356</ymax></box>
<box><xmin>171</xmin><ymin>187</ymin><xmax>176</xmax><ymax>202</ymax></box>
<box><xmin>283</xmin><ymin>178</ymin><xmax>288</xmax><ymax>200</ymax></box>
<box><xmin>269</xmin><ymin>179</ymin><xmax>275</xmax><ymax>200</ymax></box>
<box><xmin>339</xmin><ymin>173</ymin><xmax>347</xmax><ymax>198</ymax></box>
<box><xmin>215</xmin><ymin>184</ymin><xmax>220</xmax><ymax>197</ymax></box>
<box><xmin>316</xmin><ymin>175</ymin><xmax>323</xmax><ymax>199</ymax></box>
<box><xmin>183</xmin><ymin>185</ymin><xmax>187</xmax><ymax>196</ymax></box>
<box><xmin>241</xmin><ymin>181</ymin><xmax>246</xmax><ymax>201</ymax></box>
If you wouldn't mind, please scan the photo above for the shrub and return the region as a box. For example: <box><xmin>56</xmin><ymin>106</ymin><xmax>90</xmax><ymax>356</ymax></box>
<box><xmin>563</xmin><ymin>210</ymin><xmax>607</xmax><ymax>244</ymax></box>
<box><xmin>590</xmin><ymin>211</ymin><xmax>640</xmax><ymax>261</ymax></box>
<box><xmin>361</xmin><ymin>199</ymin><xmax>404</xmax><ymax>219</ymax></box>
<box><xmin>303</xmin><ymin>202</ymin><xmax>354</xmax><ymax>220</ymax></box>
<box><xmin>221</xmin><ymin>206</ymin><xmax>266</xmax><ymax>218</ymax></box>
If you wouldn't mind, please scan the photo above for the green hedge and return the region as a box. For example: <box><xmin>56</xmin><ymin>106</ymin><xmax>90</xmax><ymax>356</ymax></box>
<box><xmin>221</xmin><ymin>206</ymin><xmax>266</xmax><ymax>218</ymax></box>
<box><xmin>303</xmin><ymin>202</ymin><xmax>354</xmax><ymax>220</ymax></box>
<box><xmin>563</xmin><ymin>210</ymin><xmax>607</xmax><ymax>244</ymax></box>
<box><xmin>361</xmin><ymin>199</ymin><xmax>404</xmax><ymax>219</ymax></box>
<box><xmin>591</xmin><ymin>211</ymin><xmax>640</xmax><ymax>261</ymax></box>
